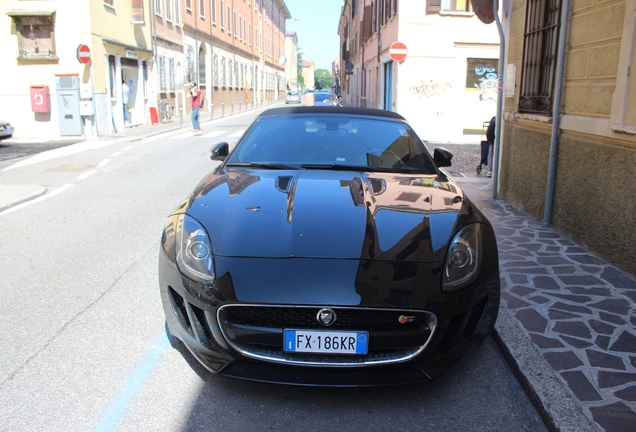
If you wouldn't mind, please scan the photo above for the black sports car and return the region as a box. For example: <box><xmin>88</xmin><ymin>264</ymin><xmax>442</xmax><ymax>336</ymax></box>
<box><xmin>159</xmin><ymin>106</ymin><xmax>500</xmax><ymax>386</ymax></box>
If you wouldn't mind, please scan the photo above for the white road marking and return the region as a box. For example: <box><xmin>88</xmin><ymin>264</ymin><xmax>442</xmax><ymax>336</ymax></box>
<box><xmin>111</xmin><ymin>151</ymin><xmax>123</xmax><ymax>157</ymax></box>
<box><xmin>169</xmin><ymin>130</ymin><xmax>199</xmax><ymax>139</ymax></box>
<box><xmin>2</xmin><ymin>140</ymin><xmax>125</xmax><ymax>171</ymax></box>
<box><xmin>1</xmin><ymin>184</ymin><xmax>74</xmax><ymax>215</ymax></box>
<box><xmin>200</xmin><ymin>130</ymin><xmax>227</xmax><ymax>138</ymax></box>
<box><xmin>228</xmin><ymin>130</ymin><xmax>245</xmax><ymax>138</ymax></box>
<box><xmin>123</xmin><ymin>146</ymin><xmax>134</xmax><ymax>150</ymax></box>
<box><xmin>97</xmin><ymin>159</ymin><xmax>110</xmax><ymax>168</ymax></box>
<box><xmin>77</xmin><ymin>170</ymin><xmax>96</xmax><ymax>180</ymax></box>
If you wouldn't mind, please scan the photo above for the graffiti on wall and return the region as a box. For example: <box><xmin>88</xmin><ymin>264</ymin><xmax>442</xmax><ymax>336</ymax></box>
<box><xmin>472</xmin><ymin>63</ymin><xmax>501</xmax><ymax>102</ymax></box>
<box><xmin>409</xmin><ymin>80</ymin><xmax>452</xmax><ymax>99</ymax></box>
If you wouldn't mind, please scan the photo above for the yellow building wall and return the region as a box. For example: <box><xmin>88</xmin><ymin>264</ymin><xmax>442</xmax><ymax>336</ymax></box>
<box><xmin>501</xmin><ymin>0</ymin><xmax>636</xmax><ymax>275</ymax></box>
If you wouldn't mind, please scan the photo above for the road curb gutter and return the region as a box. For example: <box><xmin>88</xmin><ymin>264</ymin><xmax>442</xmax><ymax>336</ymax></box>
<box><xmin>493</xmin><ymin>306</ymin><xmax>599</xmax><ymax>432</ymax></box>
<box><xmin>0</xmin><ymin>185</ymin><xmax>47</xmax><ymax>213</ymax></box>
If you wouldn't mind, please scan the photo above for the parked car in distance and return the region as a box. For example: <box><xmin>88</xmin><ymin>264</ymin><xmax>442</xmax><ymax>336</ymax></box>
<box><xmin>159</xmin><ymin>106</ymin><xmax>500</xmax><ymax>386</ymax></box>
<box><xmin>285</xmin><ymin>91</ymin><xmax>301</xmax><ymax>104</ymax></box>
<box><xmin>312</xmin><ymin>91</ymin><xmax>341</xmax><ymax>106</ymax></box>
<box><xmin>0</xmin><ymin>120</ymin><xmax>15</xmax><ymax>141</ymax></box>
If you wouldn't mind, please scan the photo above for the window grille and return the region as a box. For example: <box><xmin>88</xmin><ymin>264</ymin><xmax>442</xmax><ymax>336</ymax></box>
<box><xmin>159</xmin><ymin>56</ymin><xmax>167</xmax><ymax>91</ymax></box>
<box><xmin>213</xmin><ymin>54</ymin><xmax>219</xmax><ymax>86</ymax></box>
<box><xmin>187</xmin><ymin>46</ymin><xmax>195</xmax><ymax>82</ymax></box>
<box><xmin>169</xmin><ymin>58</ymin><xmax>175</xmax><ymax>91</ymax></box>
<box><xmin>198</xmin><ymin>47</ymin><xmax>206</xmax><ymax>85</ymax></box>
<box><xmin>229</xmin><ymin>59</ymin><xmax>233</xmax><ymax>87</ymax></box>
<box><xmin>221</xmin><ymin>57</ymin><xmax>226</xmax><ymax>86</ymax></box>
<box><xmin>518</xmin><ymin>0</ymin><xmax>562</xmax><ymax>115</ymax></box>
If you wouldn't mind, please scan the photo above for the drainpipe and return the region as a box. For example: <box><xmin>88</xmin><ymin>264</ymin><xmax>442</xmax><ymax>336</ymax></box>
<box><xmin>543</xmin><ymin>0</ymin><xmax>571</xmax><ymax>225</ymax></box>
<box><xmin>491</xmin><ymin>0</ymin><xmax>505</xmax><ymax>199</ymax></box>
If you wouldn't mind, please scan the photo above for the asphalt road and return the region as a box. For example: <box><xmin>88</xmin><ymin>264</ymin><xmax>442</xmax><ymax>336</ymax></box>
<box><xmin>0</xmin><ymin>111</ymin><xmax>541</xmax><ymax>431</ymax></box>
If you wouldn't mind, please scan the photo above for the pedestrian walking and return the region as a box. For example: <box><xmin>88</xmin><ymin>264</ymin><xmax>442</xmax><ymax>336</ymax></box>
<box><xmin>485</xmin><ymin>116</ymin><xmax>496</xmax><ymax>178</ymax></box>
<box><xmin>188</xmin><ymin>82</ymin><xmax>202</xmax><ymax>132</ymax></box>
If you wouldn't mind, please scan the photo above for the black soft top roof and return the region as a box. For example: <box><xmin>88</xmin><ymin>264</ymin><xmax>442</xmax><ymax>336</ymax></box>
<box><xmin>259</xmin><ymin>106</ymin><xmax>407</xmax><ymax>121</ymax></box>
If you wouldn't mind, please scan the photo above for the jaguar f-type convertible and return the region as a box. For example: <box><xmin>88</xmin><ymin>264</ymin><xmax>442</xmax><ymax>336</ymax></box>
<box><xmin>159</xmin><ymin>106</ymin><xmax>500</xmax><ymax>386</ymax></box>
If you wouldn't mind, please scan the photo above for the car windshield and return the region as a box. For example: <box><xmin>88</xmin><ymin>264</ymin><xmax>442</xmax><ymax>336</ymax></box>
<box><xmin>227</xmin><ymin>114</ymin><xmax>439</xmax><ymax>174</ymax></box>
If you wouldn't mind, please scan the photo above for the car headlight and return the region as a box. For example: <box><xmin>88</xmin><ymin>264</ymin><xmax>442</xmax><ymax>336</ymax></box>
<box><xmin>176</xmin><ymin>214</ymin><xmax>216</xmax><ymax>286</ymax></box>
<box><xmin>443</xmin><ymin>224</ymin><xmax>482</xmax><ymax>293</ymax></box>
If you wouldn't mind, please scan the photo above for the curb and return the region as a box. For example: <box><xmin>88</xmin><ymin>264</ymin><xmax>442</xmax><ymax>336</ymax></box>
<box><xmin>493</xmin><ymin>299</ymin><xmax>600</xmax><ymax>432</ymax></box>
<box><xmin>0</xmin><ymin>185</ymin><xmax>47</xmax><ymax>213</ymax></box>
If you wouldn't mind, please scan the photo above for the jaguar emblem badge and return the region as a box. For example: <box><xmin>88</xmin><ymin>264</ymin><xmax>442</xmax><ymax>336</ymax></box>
<box><xmin>317</xmin><ymin>308</ymin><xmax>337</xmax><ymax>327</ymax></box>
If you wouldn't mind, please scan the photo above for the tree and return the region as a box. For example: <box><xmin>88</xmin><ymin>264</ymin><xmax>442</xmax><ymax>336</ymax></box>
<box><xmin>314</xmin><ymin>69</ymin><xmax>332</xmax><ymax>90</ymax></box>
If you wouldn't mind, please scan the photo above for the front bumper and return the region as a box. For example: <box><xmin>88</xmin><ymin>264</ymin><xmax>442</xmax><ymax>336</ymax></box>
<box><xmin>159</xmin><ymin>254</ymin><xmax>500</xmax><ymax>386</ymax></box>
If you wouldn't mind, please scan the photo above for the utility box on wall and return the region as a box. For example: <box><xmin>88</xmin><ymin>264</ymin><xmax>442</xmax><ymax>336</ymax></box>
<box><xmin>30</xmin><ymin>86</ymin><xmax>50</xmax><ymax>113</ymax></box>
<box><xmin>55</xmin><ymin>74</ymin><xmax>83</xmax><ymax>136</ymax></box>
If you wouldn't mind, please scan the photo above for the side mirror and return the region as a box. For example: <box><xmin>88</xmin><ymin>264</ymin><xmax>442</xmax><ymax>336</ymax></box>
<box><xmin>433</xmin><ymin>147</ymin><xmax>453</xmax><ymax>168</ymax></box>
<box><xmin>210</xmin><ymin>142</ymin><xmax>229</xmax><ymax>161</ymax></box>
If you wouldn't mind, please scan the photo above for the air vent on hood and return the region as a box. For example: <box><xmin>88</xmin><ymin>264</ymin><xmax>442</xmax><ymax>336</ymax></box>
<box><xmin>275</xmin><ymin>176</ymin><xmax>294</xmax><ymax>193</ymax></box>
<box><xmin>368</xmin><ymin>178</ymin><xmax>386</xmax><ymax>195</ymax></box>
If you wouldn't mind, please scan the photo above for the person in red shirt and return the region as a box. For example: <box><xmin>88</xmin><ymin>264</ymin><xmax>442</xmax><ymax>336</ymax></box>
<box><xmin>188</xmin><ymin>82</ymin><xmax>202</xmax><ymax>132</ymax></box>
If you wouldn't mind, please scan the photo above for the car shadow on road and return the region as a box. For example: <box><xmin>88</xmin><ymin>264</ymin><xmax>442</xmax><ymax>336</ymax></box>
<box><xmin>167</xmin><ymin>334</ymin><xmax>546</xmax><ymax>431</ymax></box>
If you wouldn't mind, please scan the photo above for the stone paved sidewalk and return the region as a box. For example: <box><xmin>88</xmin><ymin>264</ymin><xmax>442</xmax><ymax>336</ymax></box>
<box><xmin>457</xmin><ymin>177</ymin><xmax>636</xmax><ymax>432</ymax></box>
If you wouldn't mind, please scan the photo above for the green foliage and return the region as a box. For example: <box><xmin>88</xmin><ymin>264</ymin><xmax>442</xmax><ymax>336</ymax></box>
<box><xmin>314</xmin><ymin>69</ymin><xmax>332</xmax><ymax>90</ymax></box>
<box><xmin>297</xmin><ymin>73</ymin><xmax>305</xmax><ymax>87</ymax></box>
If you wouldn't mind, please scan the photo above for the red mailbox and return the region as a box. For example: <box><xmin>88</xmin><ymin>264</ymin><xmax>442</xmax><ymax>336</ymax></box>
<box><xmin>30</xmin><ymin>85</ymin><xmax>50</xmax><ymax>113</ymax></box>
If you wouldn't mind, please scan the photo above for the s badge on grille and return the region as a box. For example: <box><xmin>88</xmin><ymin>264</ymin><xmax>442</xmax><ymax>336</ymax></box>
<box><xmin>317</xmin><ymin>308</ymin><xmax>337</xmax><ymax>327</ymax></box>
<box><xmin>399</xmin><ymin>315</ymin><xmax>415</xmax><ymax>324</ymax></box>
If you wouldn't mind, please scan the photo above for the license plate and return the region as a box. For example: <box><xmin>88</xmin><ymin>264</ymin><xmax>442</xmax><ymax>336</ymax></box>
<box><xmin>284</xmin><ymin>329</ymin><xmax>368</xmax><ymax>354</ymax></box>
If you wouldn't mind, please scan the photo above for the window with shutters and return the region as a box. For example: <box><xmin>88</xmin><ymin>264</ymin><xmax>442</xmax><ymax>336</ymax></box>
<box><xmin>441</xmin><ymin>0</ymin><xmax>472</xmax><ymax>12</ymax></box>
<box><xmin>518</xmin><ymin>0</ymin><xmax>562</xmax><ymax>115</ymax></box>
<box><xmin>165</xmin><ymin>0</ymin><xmax>172</xmax><ymax>21</ymax></box>
<box><xmin>9</xmin><ymin>12</ymin><xmax>57</xmax><ymax>60</ymax></box>
<box><xmin>427</xmin><ymin>0</ymin><xmax>441</xmax><ymax>13</ymax></box>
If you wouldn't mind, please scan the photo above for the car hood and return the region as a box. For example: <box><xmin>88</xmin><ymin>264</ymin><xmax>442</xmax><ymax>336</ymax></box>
<box><xmin>185</xmin><ymin>168</ymin><xmax>475</xmax><ymax>263</ymax></box>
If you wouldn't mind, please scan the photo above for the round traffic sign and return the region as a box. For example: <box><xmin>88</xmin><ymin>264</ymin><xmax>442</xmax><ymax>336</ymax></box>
<box><xmin>77</xmin><ymin>44</ymin><xmax>91</xmax><ymax>64</ymax></box>
<box><xmin>389</xmin><ymin>42</ymin><xmax>408</xmax><ymax>62</ymax></box>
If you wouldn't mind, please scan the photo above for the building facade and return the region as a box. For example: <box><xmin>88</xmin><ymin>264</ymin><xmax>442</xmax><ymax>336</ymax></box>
<box><xmin>338</xmin><ymin>0</ymin><xmax>500</xmax><ymax>142</ymax></box>
<box><xmin>1</xmin><ymin>0</ymin><xmax>153</xmax><ymax>139</ymax></box>
<box><xmin>284</xmin><ymin>30</ymin><xmax>298</xmax><ymax>90</ymax></box>
<box><xmin>501</xmin><ymin>0</ymin><xmax>636</xmax><ymax>275</ymax></box>
<box><xmin>0</xmin><ymin>0</ymin><xmax>288</xmax><ymax>140</ymax></box>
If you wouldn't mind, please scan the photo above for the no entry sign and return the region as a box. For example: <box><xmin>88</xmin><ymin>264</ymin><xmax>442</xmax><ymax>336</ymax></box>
<box><xmin>389</xmin><ymin>42</ymin><xmax>408</xmax><ymax>62</ymax></box>
<box><xmin>77</xmin><ymin>44</ymin><xmax>91</xmax><ymax>64</ymax></box>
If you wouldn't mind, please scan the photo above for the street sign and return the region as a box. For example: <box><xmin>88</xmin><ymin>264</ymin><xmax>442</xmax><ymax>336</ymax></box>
<box><xmin>76</xmin><ymin>45</ymin><xmax>91</xmax><ymax>64</ymax></box>
<box><xmin>389</xmin><ymin>42</ymin><xmax>408</xmax><ymax>62</ymax></box>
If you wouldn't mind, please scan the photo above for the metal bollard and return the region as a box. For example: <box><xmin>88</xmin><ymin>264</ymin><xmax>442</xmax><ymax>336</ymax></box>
<box><xmin>239</xmin><ymin>100</ymin><xmax>242</xmax><ymax>112</ymax></box>
<box><xmin>231</xmin><ymin>100</ymin><xmax>234</xmax><ymax>115</ymax></box>
<box><xmin>222</xmin><ymin>101</ymin><xmax>225</xmax><ymax>117</ymax></box>
<box><xmin>180</xmin><ymin>107</ymin><xmax>183</xmax><ymax>128</ymax></box>
<box><xmin>210</xmin><ymin>103</ymin><xmax>214</xmax><ymax>121</ymax></box>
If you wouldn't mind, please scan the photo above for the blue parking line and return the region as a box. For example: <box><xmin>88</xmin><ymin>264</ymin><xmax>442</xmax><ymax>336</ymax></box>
<box><xmin>94</xmin><ymin>331</ymin><xmax>169</xmax><ymax>432</ymax></box>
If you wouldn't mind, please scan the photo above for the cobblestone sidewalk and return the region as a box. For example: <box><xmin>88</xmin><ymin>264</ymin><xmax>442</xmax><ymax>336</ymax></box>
<box><xmin>458</xmin><ymin>178</ymin><xmax>636</xmax><ymax>432</ymax></box>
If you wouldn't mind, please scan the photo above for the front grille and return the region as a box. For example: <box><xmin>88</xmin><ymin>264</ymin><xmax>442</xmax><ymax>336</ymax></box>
<box><xmin>218</xmin><ymin>305</ymin><xmax>437</xmax><ymax>367</ymax></box>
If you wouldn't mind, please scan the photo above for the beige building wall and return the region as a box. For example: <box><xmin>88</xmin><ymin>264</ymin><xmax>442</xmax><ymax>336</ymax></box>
<box><xmin>285</xmin><ymin>31</ymin><xmax>298</xmax><ymax>90</ymax></box>
<box><xmin>501</xmin><ymin>0</ymin><xmax>636</xmax><ymax>275</ymax></box>
<box><xmin>0</xmin><ymin>0</ymin><xmax>93</xmax><ymax>139</ymax></box>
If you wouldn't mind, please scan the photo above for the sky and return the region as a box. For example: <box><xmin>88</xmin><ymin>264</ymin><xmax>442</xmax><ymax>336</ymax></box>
<box><xmin>283</xmin><ymin>0</ymin><xmax>345</xmax><ymax>71</ymax></box>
